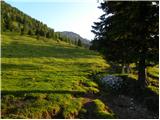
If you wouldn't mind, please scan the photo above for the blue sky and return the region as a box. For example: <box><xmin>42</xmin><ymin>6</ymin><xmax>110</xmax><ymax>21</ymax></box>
<box><xmin>5</xmin><ymin>0</ymin><xmax>104</xmax><ymax>40</ymax></box>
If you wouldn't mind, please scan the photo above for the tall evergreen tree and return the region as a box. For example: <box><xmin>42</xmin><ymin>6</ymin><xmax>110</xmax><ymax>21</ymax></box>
<box><xmin>78</xmin><ymin>39</ymin><xmax>82</xmax><ymax>47</ymax></box>
<box><xmin>91</xmin><ymin>1</ymin><xmax>159</xmax><ymax>87</ymax></box>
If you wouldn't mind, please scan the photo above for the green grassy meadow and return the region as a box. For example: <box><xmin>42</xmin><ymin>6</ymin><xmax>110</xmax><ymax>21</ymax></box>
<box><xmin>1</xmin><ymin>32</ymin><xmax>159</xmax><ymax>119</ymax></box>
<box><xmin>1</xmin><ymin>32</ymin><xmax>114</xmax><ymax>118</ymax></box>
<box><xmin>1</xmin><ymin>1</ymin><xmax>159</xmax><ymax>118</ymax></box>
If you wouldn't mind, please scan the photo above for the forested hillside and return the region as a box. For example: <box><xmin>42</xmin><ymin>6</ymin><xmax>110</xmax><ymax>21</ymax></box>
<box><xmin>59</xmin><ymin>31</ymin><xmax>90</xmax><ymax>48</ymax></box>
<box><xmin>1</xmin><ymin>1</ymin><xmax>88</xmax><ymax>47</ymax></box>
<box><xmin>2</xmin><ymin>1</ymin><xmax>55</xmax><ymax>38</ymax></box>
<box><xmin>1</xmin><ymin>1</ymin><xmax>159</xmax><ymax>119</ymax></box>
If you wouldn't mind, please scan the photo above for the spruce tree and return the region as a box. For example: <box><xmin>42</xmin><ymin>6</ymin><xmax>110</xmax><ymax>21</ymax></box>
<box><xmin>78</xmin><ymin>39</ymin><xmax>82</xmax><ymax>47</ymax></box>
<box><xmin>91</xmin><ymin>1</ymin><xmax>159</xmax><ymax>87</ymax></box>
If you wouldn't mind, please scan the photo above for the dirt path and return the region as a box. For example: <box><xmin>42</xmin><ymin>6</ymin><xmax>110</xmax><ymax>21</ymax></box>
<box><xmin>80</xmin><ymin>92</ymin><xmax>156</xmax><ymax>119</ymax></box>
<box><xmin>99</xmin><ymin>93</ymin><xmax>156</xmax><ymax>119</ymax></box>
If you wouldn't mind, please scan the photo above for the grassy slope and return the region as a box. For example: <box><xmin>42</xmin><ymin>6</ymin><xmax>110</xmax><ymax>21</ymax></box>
<box><xmin>129</xmin><ymin>64</ymin><xmax>159</xmax><ymax>95</ymax></box>
<box><xmin>1</xmin><ymin>32</ymin><xmax>158</xmax><ymax>119</ymax></box>
<box><xmin>1</xmin><ymin>32</ymin><xmax>113</xmax><ymax>118</ymax></box>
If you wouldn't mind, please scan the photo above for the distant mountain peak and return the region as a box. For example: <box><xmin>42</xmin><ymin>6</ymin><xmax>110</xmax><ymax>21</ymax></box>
<box><xmin>58</xmin><ymin>31</ymin><xmax>90</xmax><ymax>46</ymax></box>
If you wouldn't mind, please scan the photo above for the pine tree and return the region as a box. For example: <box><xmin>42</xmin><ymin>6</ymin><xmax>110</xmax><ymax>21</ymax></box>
<box><xmin>21</xmin><ymin>27</ymin><xmax>24</xmax><ymax>35</ymax></box>
<box><xmin>91</xmin><ymin>1</ymin><xmax>159</xmax><ymax>87</ymax></box>
<box><xmin>28</xmin><ymin>29</ymin><xmax>33</xmax><ymax>35</ymax></box>
<box><xmin>78</xmin><ymin>39</ymin><xmax>82</xmax><ymax>47</ymax></box>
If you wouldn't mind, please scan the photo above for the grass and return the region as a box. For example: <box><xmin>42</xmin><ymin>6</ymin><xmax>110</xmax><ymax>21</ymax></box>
<box><xmin>130</xmin><ymin>65</ymin><xmax>159</xmax><ymax>95</ymax></box>
<box><xmin>92</xmin><ymin>62</ymin><xmax>159</xmax><ymax>115</ymax></box>
<box><xmin>148</xmin><ymin>65</ymin><xmax>159</xmax><ymax>79</ymax></box>
<box><xmin>1</xmin><ymin>32</ymin><xmax>110</xmax><ymax>118</ymax></box>
<box><xmin>1</xmin><ymin>32</ymin><xmax>159</xmax><ymax>118</ymax></box>
<box><xmin>100</xmin><ymin>63</ymin><xmax>159</xmax><ymax>95</ymax></box>
<box><xmin>92</xmin><ymin>99</ymin><xmax>115</xmax><ymax>119</ymax></box>
<box><xmin>78</xmin><ymin>99</ymin><xmax>115</xmax><ymax>119</ymax></box>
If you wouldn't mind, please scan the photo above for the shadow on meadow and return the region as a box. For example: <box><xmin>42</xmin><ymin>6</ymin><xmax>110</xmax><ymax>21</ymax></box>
<box><xmin>1</xmin><ymin>62</ymin><xmax>93</xmax><ymax>72</ymax></box>
<box><xmin>89</xmin><ymin>74</ymin><xmax>159</xmax><ymax>118</ymax></box>
<box><xmin>1</xmin><ymin>75</ymin><xmax>158</xmax><ymax>119</ymax></box>
<box><xmin>1</xmin><ymin>63</ymin><xmax>40</xmax><ymax>71</ymax></box>
<box><xmin>116</xmin><ymin>75</ymin><xmax>159</xmax><ymax>113</ymax></box>
<box><xmin>2</xmin><ymin>42</ymin><xmax>97</xmax><ymax>58</ymax></box>
<box><xmin>1</xmin><ymin>90</ymin><xmax>85</xmax><ymax>97</ymax></box>
<box><xmin>1</xmin><ymin>90</ymin><xmax>84</xmax><ymax>119</ymax></box>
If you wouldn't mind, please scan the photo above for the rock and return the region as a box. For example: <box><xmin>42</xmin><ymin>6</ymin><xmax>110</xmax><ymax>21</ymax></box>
<box><xmin>100</xmin><ymin>75</ymin><xmax>124</xmax><ymax>90</ymax></box>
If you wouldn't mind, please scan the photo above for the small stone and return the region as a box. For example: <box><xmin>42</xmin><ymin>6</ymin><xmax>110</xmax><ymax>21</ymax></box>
<box><xmin>129</xmin><ymin>106</ymin><xmax>134</xmax><ymax>110</ymax></box>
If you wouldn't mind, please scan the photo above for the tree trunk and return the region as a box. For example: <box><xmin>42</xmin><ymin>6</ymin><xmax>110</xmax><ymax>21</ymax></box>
<box><xmin>122</xmin><ymin>64</ymin><xmax>126</xmax><ymax>74</ymax></box>
<box><xmin>122</xmin><ymin>63</ymin><xmax>131</xmax><ymax>74</ymax></box>
<box><xmin>138</xmin><ymin>52</ymin><xmax>148</xmax><ymax>87</ymax></box>
<box><xmin>126</xmin><ymin>63</ymin><xmax>131</xmax><ymax>73</ymax></box>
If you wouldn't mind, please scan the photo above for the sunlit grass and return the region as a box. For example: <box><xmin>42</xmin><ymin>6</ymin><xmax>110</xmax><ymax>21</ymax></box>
<box><xmin>1</xmin><ymin>32</ymin><xmax>158</xmax><ymax>118</ymax></box>
<box><xmin>1</xmin><ymin>32</ymin><xmax>110</xmax><ymax>118</ymax></box>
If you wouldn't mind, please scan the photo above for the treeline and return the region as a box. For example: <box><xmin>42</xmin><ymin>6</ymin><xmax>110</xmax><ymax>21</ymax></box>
<box><xmin>1</xmin><ymin>1</ymin><xmax>83</xmax><ymax>47</ymax></box>
<box><xmin>91</xmin><ymin>1</ymin><xmax>159</xmax><ymax>87</ymax></box>
<box><xmin>56</xmin><ymin>33</ymin><xmax>83</xmax><ymax>47</ymax></box>
<box><xmin>1</xmin><ymin>1</ymin><xmax>55</xmax><ymax>39</ymax></box>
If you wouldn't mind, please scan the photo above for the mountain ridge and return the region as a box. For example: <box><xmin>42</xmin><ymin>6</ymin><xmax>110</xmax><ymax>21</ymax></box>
<box><xmin>59</xmin><ymin>31</ymin><xmax>91</xmax><ymax>47</ymax></box>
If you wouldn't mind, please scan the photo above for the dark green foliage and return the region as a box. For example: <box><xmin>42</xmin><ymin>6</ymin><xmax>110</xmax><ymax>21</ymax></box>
<box><xmin>1</xmin><ymin>1</ymin><xmax>83</xmax><ymax>46</ymax></box>
<box><xmin>116</xmin><ymin>75</ymin><xmax>159</xmax><ymax>113</ymax></box>
<box><xmin>91</xmin><ymin>1</ymin><xmax>159</xmax><ymax>87</ymax></box>
<box><xmin>1</xmin><ymin>1</ymin><xmax>58</xmax><ymax>41</ymax></box>
<box><xmin>20</xmin><ymin>27</ymin><xmax>24</xmax><ymax>35</ymax></box>
<box><xmin>28</xmin><ymin>30</ymin><xmax>33</xmax><ymax>35</ymax></box>
<box><xmin>58</xmin><ymin>31</ymin><xmax>90</xmax><ymax>48</ymax></box>
<box><xmin>54</xmin><ymin>32</ymin><xmax>74</xmax><ymax>44</ymax></box>
<box><xmin>75</xmin><ymin>40</ymin><xmax>77</xmax><ymax>46</ymax></box>
<box><xmin>78</xmin><ymin>39</ymin><xmax>82</xmax><ymax>47</ymax></box>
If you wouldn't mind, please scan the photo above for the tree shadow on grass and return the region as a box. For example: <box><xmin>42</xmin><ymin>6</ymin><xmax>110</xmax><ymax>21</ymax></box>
<box><xmin>1</xmin><ymin>62</ymin><xmax>93</xmax><ymax>72</ymax></box>
<box><xmin>89</xmin><ymin>74</ymin><xmax>159</xmax><ymax>118</ymax></box>
<box><xmin>2</xmin><ymin>42</ymin><xmax>97</xmax><ymax>58</ymax></box>
<box><xmin>118</xmin><ymin>75</ymin><xmax>159</xmax><ymax>113</ymax></box>
<box><xmin>1</xmin><ymin>90</ymin><xmax>86</xmax><ymax>97</ymax></box>
<box><xmin>1</xmin><ymin>90</ymin><xmax>86</xmax><ymax>119</ymax></box>
<box><xmin>1</xmin><ymin>63</ymin><xmax>40</xmax><ymax>71</ymax></box>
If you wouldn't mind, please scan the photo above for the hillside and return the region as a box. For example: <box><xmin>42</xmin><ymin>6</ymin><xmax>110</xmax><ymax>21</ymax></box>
<box><xmin>1</xmin><ymin>2</ymin><xmax>113</xmax><ymax>118</ymax></box>
<box><xmin>1</xmin><ymin>1</ymin><xmax>159</xmax><ymax>119</ymax></box>
<box><xmin>2</xmin><ymin>32</ymin><xmax>159</xmax><ymax>119</ymax></box>
<box><xmin>1</xmin><ymin>1</ymin><xmax>81</xmax><ymax>46</ymax></box>
<box><xmin>1</xmin><ymin>1</ymin><xmax>54</xmax><ymax>37</ymax></box>
<box><xmin>59</xmin><ymin>31</ymin><xmax>90</xmax><ymax>47</ymax></box>
<box><xmin>1</xmin><ymin>32</ymin><xmax>113</xmax><ymax>118</ymax></box>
